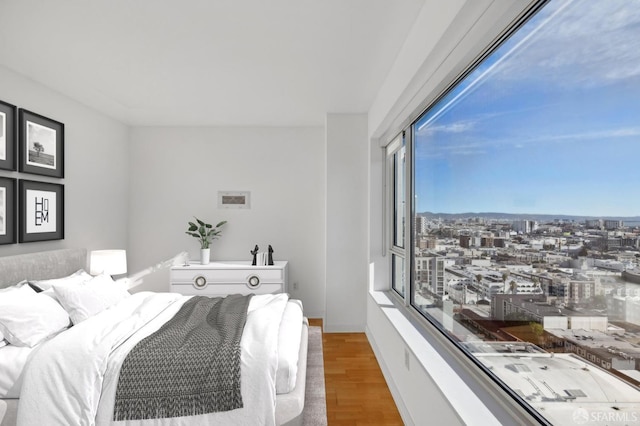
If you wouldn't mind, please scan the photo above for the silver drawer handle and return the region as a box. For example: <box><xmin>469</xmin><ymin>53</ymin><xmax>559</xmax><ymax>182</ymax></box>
<box><xmin>193</xmin><ymin>275</ymin><xmax>207</xmax><ymax>289</ymax></box>
<box><xmin>247</xmin><ymin>275</ymin><xmax>260</xmax><ymax>288</ymax></box>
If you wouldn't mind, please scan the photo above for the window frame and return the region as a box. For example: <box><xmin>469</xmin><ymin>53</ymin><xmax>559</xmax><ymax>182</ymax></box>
<box><xmin>383</xmin><ymin>0</ymin><xmax>558</xmax><ymax>423</ymax></box>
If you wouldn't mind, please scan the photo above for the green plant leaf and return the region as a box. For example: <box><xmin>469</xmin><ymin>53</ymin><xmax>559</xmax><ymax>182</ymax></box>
<box><xmin>187</xmin><ymin>217</ymin><xmax>226</xmax><ymax>248</ymax></box>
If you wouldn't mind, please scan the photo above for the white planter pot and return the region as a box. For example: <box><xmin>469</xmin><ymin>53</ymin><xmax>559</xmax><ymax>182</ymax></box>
<box><xmin>200</xmin><ymin>248</ymin><xmax>210</xmax><ymax>265</ymax></box>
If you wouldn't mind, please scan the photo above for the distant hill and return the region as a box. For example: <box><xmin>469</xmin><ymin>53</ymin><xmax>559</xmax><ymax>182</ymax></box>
<box><xmin>418</xmin><ymin>212</ymin><xmax>640</xmax><ymax>223</ymax></box>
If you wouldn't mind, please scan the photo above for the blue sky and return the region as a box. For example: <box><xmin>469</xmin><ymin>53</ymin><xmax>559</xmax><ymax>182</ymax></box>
<box><xmin>414</xmin><ymin>0</ymin><xmax>640</xmax><ymax>217</ymax></box>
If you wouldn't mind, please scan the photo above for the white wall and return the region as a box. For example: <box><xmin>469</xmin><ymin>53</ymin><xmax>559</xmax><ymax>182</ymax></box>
<box><xmin>127</xmin><ymin>126</ymin><xmax>326</xmax><ymax>318</ymax></box>
<box><xmin>325</xmin><ymin>113</ymin><xmax>369</xmax><ymax>332</ymax></box>
<box><xmin>0</xmin><ymin>65</ymin><xmax>130</xmax><ymax>259</ymax></box>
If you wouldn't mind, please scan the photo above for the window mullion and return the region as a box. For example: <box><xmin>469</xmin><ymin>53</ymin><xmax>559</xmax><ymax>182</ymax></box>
<box><xmin>403</xmin><ymin>130</ymin><xmax>413</xmax><ymax>307</ymax></box>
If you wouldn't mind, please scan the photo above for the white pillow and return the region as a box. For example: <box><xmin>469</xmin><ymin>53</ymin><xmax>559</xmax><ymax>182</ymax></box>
<box><xmin>0</xmin><ymin>292</ymin><xmax>70</xmax><ymax>347</ymax></box>
<box><xmin>54</xmin><ymin>274</ymin><xmax>130</xmax><ymax>324</ymax></box>
<box><xmin>29</xmin><ymin>269</ymin><xmax>92</xmax><ymax>291</ymax></box>
<box><xmin>0</xmin><ymin>285</ymin><xmax>37</xmax><ymax>344</ymax></box>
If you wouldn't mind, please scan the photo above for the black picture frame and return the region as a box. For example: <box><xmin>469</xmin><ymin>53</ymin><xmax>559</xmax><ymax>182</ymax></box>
<box><xmin>19</xmin><ymin>179</ymin><xmax>64</xmax><ymax>243</ymax></box>
<box><xmin>0</xmin><ymin>177</ymin><xmax>17</xmax><ymax>245</ymax></box>
<box><xmin>18</xmin><ymin>109</ymin><xmax>64</xmax><ymax>178</ymax></box>
<box><xmin>0</xmin><ymin>99</ymin><xmax>17</xmax><ymax>171</ymax></box>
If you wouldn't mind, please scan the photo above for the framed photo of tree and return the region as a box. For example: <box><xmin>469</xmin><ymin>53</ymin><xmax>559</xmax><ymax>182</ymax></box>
<box><xmin>0</xmin><ymin>177</ymin><xmax>17</xmax><ymax>245</ymax></box>
<box><xmin>19</xmin><ymin>179</ymin><xmax>64</xmax><ymax>243</ymax></box>
<box><xmin>0</xmin><ymin>99</ymin><xmax>17</xmax><ymax>171</ymax></box>
<box><xmin>18</xmin><ymin>109</ymin><xmax>64</xmax><ymax>178</ymax></box>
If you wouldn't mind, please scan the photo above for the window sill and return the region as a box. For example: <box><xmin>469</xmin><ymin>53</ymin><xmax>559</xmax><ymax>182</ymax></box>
<box><xmin>366</xmin><ymin>290</ymin><xmax>538</xmax><ymax>426</ymax></box>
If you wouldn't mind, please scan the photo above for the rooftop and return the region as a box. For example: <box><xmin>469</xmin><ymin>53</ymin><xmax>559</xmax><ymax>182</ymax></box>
<box><xmin>473</xmin><ymin>351</ymin><xmax>640</xmax><ymax>425</ymax></box>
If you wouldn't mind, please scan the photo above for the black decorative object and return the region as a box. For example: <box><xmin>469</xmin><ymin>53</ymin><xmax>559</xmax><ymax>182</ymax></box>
<box><xmin>0</xmin><ymin>99</ymin><xmax>17</xmax><ymax>171</ymax></box>
<box><xmin>18</xmin><ymin>179</ymin><xmax>64</xmax><ymax>243</ymax></box>
<box><xmin>250</xmin><ymin>245</ymin><xmax>259</xmax><ymax>266</ymax></box>
<box><xmin>0</xmin><ymin>177</ymin><xmax>16</xmax><ymax>245</ymax></box>
<box><xmin>267</xmin><ymin>245</ymin><xmax>274</xmax><ymax>266</ymax></box>
<box><xmin>18</xmin><ymin>109</ymin><xmax>64</xmax><ymax>178</ymax></box>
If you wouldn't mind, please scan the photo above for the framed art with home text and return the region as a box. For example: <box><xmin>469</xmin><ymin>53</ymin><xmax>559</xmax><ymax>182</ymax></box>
<box><xmin>19</xmin><ymin>179</ymin><xmax>64</xmax><ymax>243</ymax></box>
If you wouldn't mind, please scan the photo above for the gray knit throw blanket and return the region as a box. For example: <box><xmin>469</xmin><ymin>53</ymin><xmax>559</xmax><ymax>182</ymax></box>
<box><xmin>113</xmin><ymin>294</ymin><xmax>253</xmax><ymax>421</ymax></box>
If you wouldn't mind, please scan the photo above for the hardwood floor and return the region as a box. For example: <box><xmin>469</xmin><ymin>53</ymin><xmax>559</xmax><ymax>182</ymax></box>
<box><xmin>309</xmin><ymin>319</ymin><xmax>403</xmax><ymax>426</ymax></box>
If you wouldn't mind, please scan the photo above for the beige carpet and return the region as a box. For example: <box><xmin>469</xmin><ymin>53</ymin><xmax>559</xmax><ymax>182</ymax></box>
<box><xmin>303</xmin><ymin>326</ymin><xmax>328</xmax><ymax>426</ymax></box>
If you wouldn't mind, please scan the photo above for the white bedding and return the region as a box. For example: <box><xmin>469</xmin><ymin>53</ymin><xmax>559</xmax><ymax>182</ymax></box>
<box><xmin>276</xmin><ymin>299</ymin><xmax>304</xmax><ymax>394</ymax></box>
<box><xmin>17</xmin><ymin>292</ymin><xmax>293</xmax><ymax>426</ymax></box>
<box><xmin>0</xmin><ymin>346</ymin><xmax>32</xmax><ymax>398</ymax></box>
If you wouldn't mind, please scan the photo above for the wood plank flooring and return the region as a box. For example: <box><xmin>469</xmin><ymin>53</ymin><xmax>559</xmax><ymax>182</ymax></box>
<box><xmin>309</xmin><ymin>319</ymin><xmax>403</xmax><ymax>426</ymax></box>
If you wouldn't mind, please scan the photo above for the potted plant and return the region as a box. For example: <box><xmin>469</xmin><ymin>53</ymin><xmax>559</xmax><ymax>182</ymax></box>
<box><xmin>186</xmin><ymin>217</ymin><xmax>227</xmax><ymax>265</ymax></box>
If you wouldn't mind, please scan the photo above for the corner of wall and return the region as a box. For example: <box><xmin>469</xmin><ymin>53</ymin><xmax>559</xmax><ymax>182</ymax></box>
<box><xmin>324</xmin><ymin>113</ymin><xmax>369</xmax><ymax>332</ymax></box>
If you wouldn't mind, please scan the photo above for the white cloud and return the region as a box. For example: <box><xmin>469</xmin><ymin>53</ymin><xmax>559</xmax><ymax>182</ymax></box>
<box><xmin>417</xmin><ymin>120</ymin><xmax>475</xmax><ymax>135</ymax></box>
<box><xmin>449</xmin><ymin>148</ymin><xmax>486</xmax><ymax>156</ymax></box>
<box><xmin>529</xmin><ymin>126</ymin><xmax>640</xmax><ymax>143</ymax></box>
<box><xmin>415</xmin><ymin>140</ymin><xmax>488</xmax><ymax>159</ymax></box>
<box><xmin>416</xmin><ymin>125</ymin><xmax>640</xmax><ymax>159</ymax></box>
<box><xmin>485</xmin><ymin>0</ymin><xmax>640</xmax><ymax>89</ymax></box>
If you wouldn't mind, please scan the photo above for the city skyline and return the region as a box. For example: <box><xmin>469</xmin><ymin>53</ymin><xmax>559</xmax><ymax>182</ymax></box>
<box><xmin>416</xmin><ymin>211</ymin><xmax>640</xmax><ymax>222</ymax></box>
<box><xmin>413</xmin><ymin>0</ymin><xmax>640</xmax><ymax>217</ymax></box>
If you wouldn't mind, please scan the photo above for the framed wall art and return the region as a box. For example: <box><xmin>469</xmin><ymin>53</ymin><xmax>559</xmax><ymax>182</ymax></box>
<box><xmin>19</xmin><ymin>179</ymin><xmax>64</xmax><ymax>243</ymax></box>
<box><xmin>0</xmin><ymin>99</ymin><xmax>17</xmax><ymax>171</ymax></box>
<box><xmin>218</xmin><ymin>191</ymin><xmax>251</xmax><ymax>209</ymax></box>
<box><xmin>0</xmin><ymin>177</ymin><xmax>17</xmax><ymax>245</ymax></box>
<box><xmin>18</xmin><ymin>109</ymin><xmax>64</xmax><ymax>178</ymax></box>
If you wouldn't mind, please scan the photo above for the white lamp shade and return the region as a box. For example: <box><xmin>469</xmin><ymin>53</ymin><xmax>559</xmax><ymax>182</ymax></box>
<box><xmin>90</xmin><ymin>250</ymin><xmax>127</xmax><ymax>275</ymax></box>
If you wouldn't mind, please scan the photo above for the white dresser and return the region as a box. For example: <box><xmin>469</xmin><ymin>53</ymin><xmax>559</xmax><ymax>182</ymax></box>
<box><xmin>169</xmin><ymin>261</ymin><xmax>288</xmax><ymax>297</ymax></box>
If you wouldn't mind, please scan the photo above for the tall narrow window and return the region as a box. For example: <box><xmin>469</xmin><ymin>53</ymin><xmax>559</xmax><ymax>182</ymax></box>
<box><xmin>393</xmin><ymin>0</ymin><xmax>640</xmax><ymax>423</ymax></box>
<box><xmin>393</xmin><ymin>143</ymin><xmax>405</xmax><ymax>249</ymax></box>
<box><xmin>392</xmin><ymin>253</ymin><xmax>405</xmax><ymax>297</ymax></box>
<box><xmin>387</xmin><ymin>134</ymin><xmax>406</xmax><ymax>296</ymax></box>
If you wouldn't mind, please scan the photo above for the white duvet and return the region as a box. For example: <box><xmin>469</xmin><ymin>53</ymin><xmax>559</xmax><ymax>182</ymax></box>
<box><xmin>17</xmin><ymin>291</ymin><xmax>289</xmax><ymax>426</ymax></box>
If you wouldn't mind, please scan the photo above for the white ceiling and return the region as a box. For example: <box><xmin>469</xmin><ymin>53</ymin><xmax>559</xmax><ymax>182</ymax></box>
<box><xmin>0</xmin><ymin>0</ymin><xmax>426</xmax><ymax>127</ymax></box>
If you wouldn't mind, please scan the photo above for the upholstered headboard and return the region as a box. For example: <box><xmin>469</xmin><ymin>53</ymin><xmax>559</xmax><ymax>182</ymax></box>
<box><xmin>0</xmin><ymin>248</ymin><xmax>88</xmax><ymax>289</ymax></box>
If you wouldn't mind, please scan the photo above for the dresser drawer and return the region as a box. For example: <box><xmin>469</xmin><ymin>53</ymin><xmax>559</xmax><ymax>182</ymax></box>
<box><xmin>170</xmin><ymin>267</ymin><xmax>283</xmax><ymax>284</ymax></box>
<box><xmin>169</xmin><ymin>261</ymin><xmax>288</xmax><ymax>297</ymax></box>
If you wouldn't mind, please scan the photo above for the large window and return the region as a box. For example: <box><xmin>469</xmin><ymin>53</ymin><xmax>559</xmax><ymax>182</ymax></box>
<box><xmin>390</xmin><ymin>0</ymin><xmax>640</xmax><ymax>424</ymax></box>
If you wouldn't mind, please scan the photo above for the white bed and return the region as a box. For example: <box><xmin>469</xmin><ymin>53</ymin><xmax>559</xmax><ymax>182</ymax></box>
<box><xmin>0</xmin><ymin>249</ymin><xmax>308</xmax><ymax>426</ymax></box>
